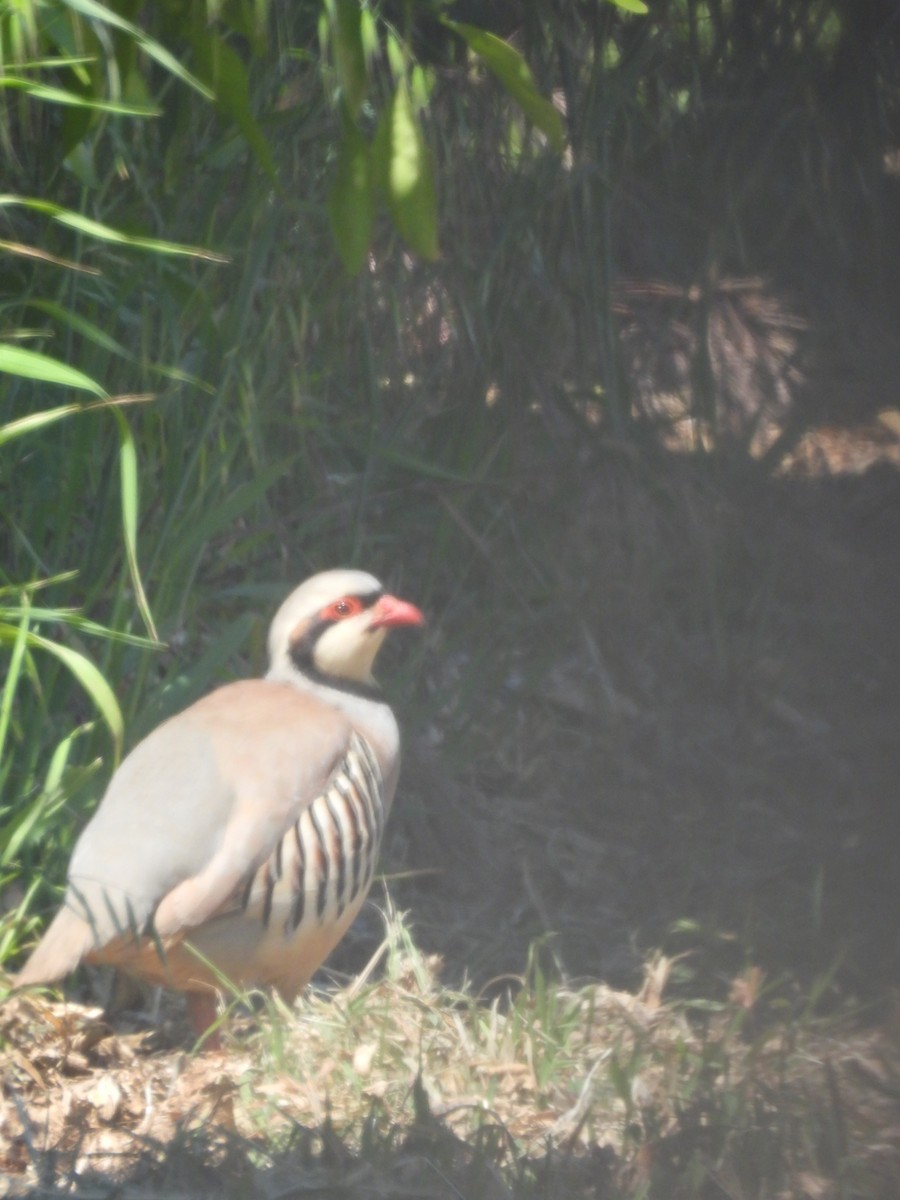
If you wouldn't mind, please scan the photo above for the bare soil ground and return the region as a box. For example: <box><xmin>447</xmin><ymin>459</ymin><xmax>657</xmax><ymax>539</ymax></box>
<box><xmin>393</xmin><ymin>419</ymin><xmax>900</xmax><ymax>1002</ymax></box>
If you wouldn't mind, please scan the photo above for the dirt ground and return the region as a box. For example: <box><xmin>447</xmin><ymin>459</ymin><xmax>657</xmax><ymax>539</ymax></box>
<box><xmin>389</xmin><ymin>417</ymin><xmax>900</xmax><ymax>1005</ymax></box>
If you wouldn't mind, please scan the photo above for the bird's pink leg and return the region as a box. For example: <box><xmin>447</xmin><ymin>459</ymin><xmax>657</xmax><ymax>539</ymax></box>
<box><xmin>186</xmin><ymin>991</ymin><xmax>223</xmax><ymax>1050</ymax></box>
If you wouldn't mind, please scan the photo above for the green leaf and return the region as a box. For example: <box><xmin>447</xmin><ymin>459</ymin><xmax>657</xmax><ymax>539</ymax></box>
<box><xmin>607</xmin><ymin>0</ymin><xmax>648</xmax><ymax>13</ymax></box>
<box><xmin>445</xmin><ymin>21</ymin><xmax>565</xmax><ymax>153</ymax></box>
<box><xmin>0</xmin><ymin>403</ymin><xmax>83</xmax><ymax>447</ymax></box>
<box><xmin>59</xmin><ymin>0</ymin><xmax>215</xmax><ymax>99</ymax></box>
<box><xmin>195</xmin><ymin>33</ymin><xmax>276</xmax><ymax>180</ymax></box>
<box><xmin>330</xmin><ymin>0</ymin><xmax>367</xmax><ymax>116</ymax></box>
<box><xmin>0</xmin><ymin>345</ymin><xmax>107</xmax><ymax>399</ymax></box>
<box><xmin>359</xmin><ymin>8</ymin><xmax>378</xmax><ymax>62</ymax></box>
<box><xmin>0</xmin><ymin>605</ymin><xmax>30</xmax><ymax>777</ymax></box>
<box><xmin>0</xmin><ymin>195</ymin><xmax>228</xmax><ymax>260</ymax></box>
<box><xmin>3</xmin><ymin>607</ymin><xmax>154</xmax><ymax>648</ymax></box>
<box><xmin>41</xmin><ymin>722</ymin><xmax>96</xmax><ymax>811</ymax></box>
<box><xmin>328</xmin><ymin>115</ymin><xmax>375</xmax><ymax>274</ymax></box>
<box><xmin>0</xmin><ymin>75</ymin><xmax>160</xmax><ymax>116</ymax></box>
<box><xmin>385</xmin><ymin>29</ymin><xmax>405</xmax><ymax>82</ymax></box>
<box><xmin>376</xmin><ymin>84</ymin><xmax>439</xmax><ymax>261</ymax></box>
<box><xmin>0</xmin><ymin>572</ymin><xmax>79</xmax><ymax>600</ymax></box>
<box><xmin>410</xmin><ymin>64</ymin><xmax>434</xmax><ymax>112</ymax></box>
<box><xmin>24</xmin><ymin>630</ymin><xmax>123</xmax><ymax>757</ymax></box>
<box><xmin>26</xmin><ymin>300</ymin><xmax>134</xmax><ymax>360</ymax></box>
<box><xmin>0</xmin><ymin>725</ymin><xmax>89</xmax><ymax>865</ymax></box>
<box><xmin>112</xmin><ymin>409</ymin><xmax>158</xmax><ymax>642</ymax></box>
<box><xmin>7</xmin><ymin>56</ymin><xmax>96</xmax><ymax>71</ymax></box>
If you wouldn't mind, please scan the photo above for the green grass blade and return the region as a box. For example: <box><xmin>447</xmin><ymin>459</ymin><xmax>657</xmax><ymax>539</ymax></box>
<box><xmin>0</xmin><ymin>346</ymin><xmax>106</xmax><ymax>397</ymax></box>
<box><xmin>2</xmin><ymin>606</ymin><xmax>155</xmax><ymax>648</ymax></box>
<box><xmin>112</xmin><ymin>408</ymin><xmax>158</xmax><ymax>641</ymax></box>
<box><xmin>0</xmin><ymin>402</ymin><xmax>84</xmax><ymax>445</ymax></box>
<box><xmin>0</xmin><ymin>604</ymin><xmax>31</xmax><ymax>776</ymax></box>
<box><xmin>0</xmin><ymin>75</ymin><xmax>160</xmax><ymax>116</ymax></box>
<box><xmin>9</xmin><ymin>57</ymin><xmax>97</xmax><ymax>71</ymax></box>
<box><xmin>200</xmin><ymin>33</ymin><xmax>275</xmax><ymax>178</ymax></box>
<box><xmin>0</xmin><ymin>196</ymin><xmax>228</xmax><ymax>260</ymax></box>
<box><xmin>24</xmin><ymin>630</ymin><xmax>123</xmax><ymax>758</ymax></box>
<box><xmin>58</xmin><ymin>0</ymin><xmax>215</xmax><ymax>99</ymax></box>
<box><xmin>41</xmin><ymin>721</ymin><xmax>95</xmax><ymax>799</ymax></box>
<box><xmin>25</xmin><ymin>301</ymin><xmax>134</xmax><ymax>360</ymax></box>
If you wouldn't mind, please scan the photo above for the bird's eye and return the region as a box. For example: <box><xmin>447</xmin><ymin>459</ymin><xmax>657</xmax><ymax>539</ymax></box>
<box><xmin>322</xmin><ymin>596</ymin><xmax>364</xmax><ymax>621</ymax></box>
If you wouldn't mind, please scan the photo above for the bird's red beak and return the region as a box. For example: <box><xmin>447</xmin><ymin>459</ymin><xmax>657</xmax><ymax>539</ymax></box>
<box><xmin>369</xmin><ymin>593</ymin><xmax>425</xmax><ymax>630</ymax></box>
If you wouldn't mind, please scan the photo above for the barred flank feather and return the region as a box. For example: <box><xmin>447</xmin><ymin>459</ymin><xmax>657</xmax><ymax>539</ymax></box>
<box><xmin>245</xmin><ymin>732</ymin><xmax>386</xmax><ymax>939</ymax></box>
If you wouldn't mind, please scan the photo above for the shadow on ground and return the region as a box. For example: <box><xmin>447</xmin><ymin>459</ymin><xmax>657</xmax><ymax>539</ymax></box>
<box><xmin>385</xmin><ymin>440</ymin><xmax>900</xmax><ymax>1004</ymax></box>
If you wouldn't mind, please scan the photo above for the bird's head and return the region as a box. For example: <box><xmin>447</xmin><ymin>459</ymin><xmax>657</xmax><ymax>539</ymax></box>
<box><xmin>267</xmin><ymin>569</ymin><xmax>424</xmax><ymax>692</ymax></box>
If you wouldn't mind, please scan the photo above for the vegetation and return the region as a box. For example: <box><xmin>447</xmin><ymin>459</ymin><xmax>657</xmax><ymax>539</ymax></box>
<box><xmin>5</xmin><ymin>904</ymin><xmax>900</xmax><ymax>1197</ymax></box>
<box><xmin>2</xmin><ymin>0</ymin><xmax>900</xmax><ymax>1195</ymax></box>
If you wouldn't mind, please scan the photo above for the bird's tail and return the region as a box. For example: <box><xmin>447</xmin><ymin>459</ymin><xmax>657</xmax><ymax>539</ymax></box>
<box><xmin>14</xmin><ymin>903</ymin><xmax>93</xmax><ymax>988</ymax></box>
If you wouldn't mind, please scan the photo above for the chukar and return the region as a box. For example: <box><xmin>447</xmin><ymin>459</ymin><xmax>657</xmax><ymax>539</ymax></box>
<box><xmin>15</xmin><ymin>569</ymin><xmax>424</xmax><ymax>1037</ymax></box>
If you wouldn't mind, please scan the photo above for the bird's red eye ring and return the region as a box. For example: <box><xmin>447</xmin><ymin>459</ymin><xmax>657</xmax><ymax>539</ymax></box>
<box><xmin>322</xmin><ymin>596</ymin><xmax>364</xmax><ymax>621</ymax></box>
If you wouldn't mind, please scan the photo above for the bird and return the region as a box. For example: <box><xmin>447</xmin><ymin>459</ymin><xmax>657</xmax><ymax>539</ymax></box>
<box><xmin>14</xmin><ymin>569</ymin><xmax>424</xmax><ymax>1043</ymax></box>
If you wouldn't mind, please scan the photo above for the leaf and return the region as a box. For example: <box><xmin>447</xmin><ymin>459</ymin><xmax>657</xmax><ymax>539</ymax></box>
<box><xmin>607</xmin><ymin>0</ymin><xmax>648</xmax><ymax>12</ymax></box>
<box><xmin>195</xmin><ymin>33</ymin><xmax>276</xmax><ymax>180</ymax></box>
<box><xmin>0</xmin><ymin>403</ymin><xmax>82</xmax><ymax>447</ymax></box>
<box><xmin>24</xmin><ymin>630</ymin><xmax>123</xmax><ymax>756</ymax></box>
<box><xmin>445</xmin><ymin>21</ymin><xmax>565</xmax><ymax>153</ymax></box>
<box><xmin>0</xmin><ymin>721</ymin><xmax>92</xmax><ymax>866</ymax></box>
<box><xmin>8</xmin><ymin>56</ymin><xmax>96</xmax><ymax>71</ymax></box>
<box><xmin>0</xmin><ymin>195</ymin><xmax>228</xmax><ymax>260</ymax></box>
<box><xmin>359</xmin><ymin>8</ymin><xmax>378</xmax><ymax>62</ymax></box>
<box><xmin>0</xmin><ymin>605</ymin><xmax>30</xmax><ymax>778</ymax></box>
<box><xmin>328</xmin><ymin>114</ymin><xmax>374</xmax><ymax>274</ymax></box>
<box><xmin>330</xmin><ymin>0</ymin><xmax>367</xmax><ymax>116</ymax></box>
<box><xmin>1</xmin><ymin>401</ymin><xmax>157</xmax><ymax>642</ymax></box>
<box><xmin>112</xmin><ymin>409</ymin><xmax>158</xmax><ymax>641</ymax></box>
<box><xmin>0</xmin><ymin>76</ymin><xmax>160</xmax><ymax>116</ymax></box>
<box><xmin>26</xmin><ymin>300</ymin><xmax>134</xmax><ymax>359</ymax></box>
<box><xmin>3</xmin><ymin>606</ymin><xmax>154</xmax><ymax>648</ymax></box>
<box><xmin>59</xmin><ymin>0</ymin><xmax>215</xmax><ymax>99</ymax></box>
<box><xmin>0</xmin><ymin>345</ymin><xmax>107</xmax><ymax>399</ymax></box>
<box><xmin>0</xmin><ymin>572</ymin><xmax>79</xmax><ymax>600</ymax></box>
<box><xmin>0</xmin><ymin>396</ymin><xmax>156</xmax><ymax>447</ymax></box>
<box><xmin>42</xmin><ymin>722</ymin><xmax>96</xmax><ymax>807</ymax></box>
<box><xmin>376</xmin><ymin>84</ymin><xmax>439</xmax><ymax>261</ymax></box>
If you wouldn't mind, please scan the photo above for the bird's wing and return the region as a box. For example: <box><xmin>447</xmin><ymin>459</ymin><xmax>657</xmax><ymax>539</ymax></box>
<box><xmin>15</xmin><ymin>680</ymin><xmax>353</xmax><ymax>984</ymax></box>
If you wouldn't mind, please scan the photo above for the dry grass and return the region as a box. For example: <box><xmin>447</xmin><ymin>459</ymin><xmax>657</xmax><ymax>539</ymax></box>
<box><xmin>3</xmin><ymin>904</ymin><xmax>900</xmax><ymax>1198</ymax></box>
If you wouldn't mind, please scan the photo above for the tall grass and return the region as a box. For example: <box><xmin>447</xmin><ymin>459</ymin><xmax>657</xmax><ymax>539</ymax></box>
<box><xmin>0</xmin><ymin>0</ymin><xmax>564</xmax><ymax>961</ymax></box>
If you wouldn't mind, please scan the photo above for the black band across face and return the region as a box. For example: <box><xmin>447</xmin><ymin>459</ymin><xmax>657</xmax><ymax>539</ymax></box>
<box><xmin>288</xmin><ymin>591</ymin><xmax>385</xmax><ymax>701</ymax></box>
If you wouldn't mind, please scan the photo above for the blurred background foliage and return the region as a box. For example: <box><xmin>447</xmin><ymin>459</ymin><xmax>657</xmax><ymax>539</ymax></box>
<box><xmin>2</xmin><ymin>0</ymin><xmax>899</xmax><ymax>1012</ymax></box>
